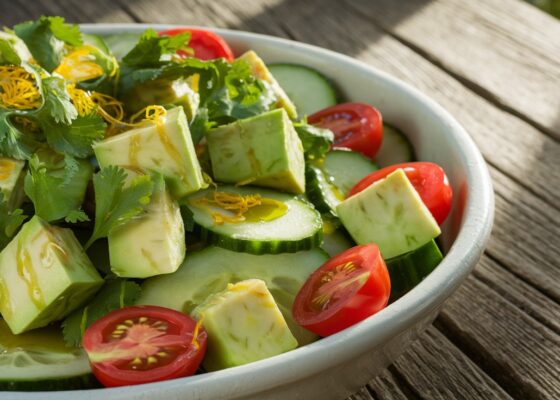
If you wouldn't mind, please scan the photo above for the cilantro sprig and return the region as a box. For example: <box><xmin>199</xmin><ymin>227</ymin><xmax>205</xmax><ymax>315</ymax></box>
<box><xmin>14</xmin><ymin>16</ymin><xmax>82</xmax><ymax>72</ymax></box>
<box><xmin>85</xmin><ymin>166</ymin><xmax>154</xmax><ymax>249</ymax></box>
<box><xmin>0</xmin><ymin>192</ymin><xmax>27</xmax><ymax>250</ymax></box>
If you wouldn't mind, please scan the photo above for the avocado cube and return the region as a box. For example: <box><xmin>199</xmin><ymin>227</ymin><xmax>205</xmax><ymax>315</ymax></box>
<box><xmin>0</xmin><ymin>216</ymin><xmax>103</xmax><ymax>334</ymax></box>
<box><xmin>206</xmin><ymin>109</ymin><xmax>305</xmax><ymax>194</ymax></box>
<box><xmin>239</xmin><ymin>50</ymin><xmax>298</xmax><ymax>119</ymax></box>
<box><xmin>337</xmin><ymin>169</ymin><xmax>441</xmax><ymax>259</ymax></box>
<box><xmin>0</xmin><ymin>157</ymin><xmax>25</xmax><ymax>210</ymax></box>
<box><xmin>93</xmin><ymin>106</ymin><xmax>207</xmax><ymax>198</ymax></box>
<box><xmin>108</xmin><ymin>173</ymin><xmax>186</xmax><ymax>278</ymax></box>
<box><xmin>193</xmin><ymin>279</ymin><xmax>298</xmax><ymax>371</ymax></box>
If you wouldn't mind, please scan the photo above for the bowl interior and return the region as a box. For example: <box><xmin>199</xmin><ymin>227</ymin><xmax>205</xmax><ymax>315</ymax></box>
<box><xmin>8</xmin><ymin>24</ymin><xmax>493</xmax><ymax>400</ymax></box>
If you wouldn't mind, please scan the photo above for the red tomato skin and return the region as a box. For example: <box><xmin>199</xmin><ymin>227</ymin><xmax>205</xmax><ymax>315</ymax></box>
<box><xmin>292</xmin><ymin>245</ymin><xmax>390</xmax><ymax>337</ymax></box>
<box><xmin>348</xmin><ymin>162</ymin><xmax>453</xmax><ymax>225</ymax></box>
<box><xmin>159</xmin><ymin>28</ymin><xmax>234</xmax><ymax>61</ymax></box>
<box><xmin>83</xmin><ymin>305</ymin><xmax>207</xmax><ymax>388</ymax></box>
<box><xmin>308</xmin><ymin>103</ymin><xmax>383</xmax><ymax>159</ymax></box>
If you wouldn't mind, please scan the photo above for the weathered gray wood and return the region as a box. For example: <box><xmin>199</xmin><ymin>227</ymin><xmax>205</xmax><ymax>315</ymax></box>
<box><xmin>390</xmin><ymin>326</ymin><xmax>513</xmax><ymax>400</ymax></box>
<box><xmin>486</xmin><ymin>167</ymin><xmax>560</xmax><ymax>302</ymax></box>
<box><xmin>437</xmin><ymin>277</ymin><xmax>560</xmax><ymax>400</ymax></box>
<box><xmin>367</xmin><ymin>370</ymin><xmax>414</xmax><ymax>400</ymax></box>
<box><xmin>349</xmin><ymin>388</ymin><xmax>376</xmax><ymax>400</ymax></box>
<box><xmin>346</xmin><ymin>0</ymin><xmax>560</xmax><ymax>139</ymax></box>
<box><xmin>5</xmin><ymin>0</ymin><xmax>134</xmax><ymax>25</ymax></box>
<box><xmin>475</xmin><ymin>256</ymin><xmax>560</xmax><ymax>334</ymax></box>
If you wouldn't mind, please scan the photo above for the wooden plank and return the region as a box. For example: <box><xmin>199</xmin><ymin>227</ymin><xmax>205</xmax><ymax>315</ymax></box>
<box><xmin>367</xmin><ymin>370</ymin><xmax>414</xmax><ymax>400</ymax></box>
<box><xmin>437</xmin><ymin>276</ymin><xmax>560</xmax><ymax>400</ymax></box>
<box><xmin>8</xmin><ymin>0</ymin><xmax>134</xmax><ymax>25</ymax></box>
<box><xmin>475</xmin><ymin>256</ymin><xmax>560</xmax><ymax>334</ymax></box>
<box><xmin>349</xmin><ymin>388</ymin><xmax>376</xmax><ymax>400</ymax></box>
<box><xmin>486</xmin><ymin>168</ymin><xmax>560</xmax><ymax>302</ymax></box>
<box><xmin>346</xmin><ymin>0</ymin><xmax>560</xmax><ymax>139</ymax></box>
<box><xmin>389</xmin><ymin>326</ymin><xmax>513</xmax><ymax>400</ymax></box>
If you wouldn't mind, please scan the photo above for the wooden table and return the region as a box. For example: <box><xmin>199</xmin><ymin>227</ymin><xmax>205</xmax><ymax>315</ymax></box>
<box><xmin>3</xmin><ymin>0</ymin><xmax>559</xmax><ymax>398</ymax></box>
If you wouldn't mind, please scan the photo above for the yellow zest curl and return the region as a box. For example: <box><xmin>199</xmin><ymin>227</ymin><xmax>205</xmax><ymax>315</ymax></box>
<box><xmin>191</xmin><ymin>315</ymin><xmax>204</xmax><ymax>350</ymax></box>
<box><xmin>66</xmin><ymin>84</ymin><xmax>96</xmax><ymax>116</ymax></box>
<box><xmin>197</xmin><ymin>191</ymin><xmax>263</xmax><ymax>225</ymax></box>
<box><xmin>0</xmin><ymin>66</ymin><xmax>41</xmax><ymax>110</ymax></box>
<box><xmin>54</xmin><ymin>45</ymin><xmax>104</xmax><ymax>83</ymax></box>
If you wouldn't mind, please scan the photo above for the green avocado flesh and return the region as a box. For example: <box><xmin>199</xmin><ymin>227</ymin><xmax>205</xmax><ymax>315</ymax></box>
<box><xmin>137</xmin><ymin>246</ymin><xmax>328</xmax><ymax>345</ymax></box>
<box><xmin>108</xmin><ymin>174</ymin><xmax>186</xmax><ymax>278</ymax></box>
<box><xmin>337</xmin><ymin>169</ymin><xmax>441</xmax><ymax>259</ymax></box>
<box><xmin>0</xmin><ymin>319</ymin><xmax>95</xmax><ymax>391</ymax></box>
<box><xmin>193</xmin><ymin>279</ymin><xmax>298</xmax><ymax>371</ymax></box>
<box><xmin>238</xmin><ymin>50</ymin><xmax>298</xmax><ymax>119</ymax></box>
<box><xmin>93</xmin><ymin>106</ymin><xmax>207</xmax><ymax>198</ymax></box>
<box><xmin>0</xmin><ymin>216</ymin><xmax>103</xmax><ymax>334</ymax></box>
<box><xmin>206</xmin><ymin>108</ymin><xmax>305</xmax><ymax>194</ymax></box>
<box><xmin>0</xmin><ymin>157</ymin><xmax>25</xmax><ymax>210</ymax></box>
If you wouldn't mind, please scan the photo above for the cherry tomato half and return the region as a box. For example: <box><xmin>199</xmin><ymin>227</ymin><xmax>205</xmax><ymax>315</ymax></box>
<box><xmin>308</xmin><ymin>102</ymin><xmax>383</xmax><ymax>159</ymax></box>
<box><xmin>348</xmin><ymin>162</ymin><xmax>453</xmax><ymax>225</ymax></box>
<box><xmin>82</xmin><ymin>305</ymin><xmax>207</xmax><ymax>387</ymax></box>
<box><xmin>292</xmin><ymin>245</ymin><xmax>390</xmax><ymax>337</ymax></box>
<box><xmin>159</xmin><ymin>28</ymin><xmax>234</xmax><ymax>61</ymax></box>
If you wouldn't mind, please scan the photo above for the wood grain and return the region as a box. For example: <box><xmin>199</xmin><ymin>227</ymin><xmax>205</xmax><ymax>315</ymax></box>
<box><xmin>346</xmin><ymin>0</ymin><xmax>560</xmax><ymax>139</ymax></box>
<box><xmin>390</xmin><ymin>327</ymin><xmax>513</xmax><ymax>400</ymax></box>
<box><xmin>437</xmin><ymin>277</ymin><xmax>560</xmax><ymax>400</ymax></box>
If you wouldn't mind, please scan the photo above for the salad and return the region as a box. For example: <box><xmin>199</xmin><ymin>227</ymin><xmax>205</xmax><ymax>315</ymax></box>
<box><xmin>0</xmin><ymin>17</ymin><xmax>453</xmax><ymax>391</ymax></box>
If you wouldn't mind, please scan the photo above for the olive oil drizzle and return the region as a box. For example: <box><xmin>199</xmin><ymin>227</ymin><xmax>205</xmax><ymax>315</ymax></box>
<box><xmin>16</xmin><ymin>239</ymin><xmax>45</xmax><ymax>310</ymax></box>
<box><xmin>191</xmin><ymin>191</ymin><xmax>288</xmax><ymax>225</ymax></box>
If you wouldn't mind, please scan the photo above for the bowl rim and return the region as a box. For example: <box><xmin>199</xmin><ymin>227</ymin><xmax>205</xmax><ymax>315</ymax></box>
<box><xmin>7</xmin><ymin>24</ymin><xmax>494</xmax><ymax>399</ymax></box>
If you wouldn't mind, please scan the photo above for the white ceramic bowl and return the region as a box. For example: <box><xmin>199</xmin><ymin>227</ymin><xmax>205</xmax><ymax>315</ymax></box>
<box><xmin>5</xmin><ymin>24</ymin><xmax>494</xmax><ymax>400</ymax></box>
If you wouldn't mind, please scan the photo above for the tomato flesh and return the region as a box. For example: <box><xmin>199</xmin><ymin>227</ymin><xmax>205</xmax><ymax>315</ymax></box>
<box><xmin>83</xmin><ymin>305</ymin><xmax>207</xmax><ymax>387</ymax></box>
<box><xmin>292</xmin><ymin>245</ymin><xmax>390</xmax><ymax>337</ymax></box>
<box><xmin>348</xmin><ymin>162</ymin><xmax>453</xmax><ymax>225</ymax></box>
<box><xmin>159</xmin><ymin>28</ymin><xmax>234</xmax><ymax>61</ymax></box>
<box><xmin>308</xmin><ymin>102</ymin><xmax>383</xmax><ymax>159</ymax></box>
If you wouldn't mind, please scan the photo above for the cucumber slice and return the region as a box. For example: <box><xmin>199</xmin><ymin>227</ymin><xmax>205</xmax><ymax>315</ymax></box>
<box><xmin>0</xmin><ymin>320</ymin><xmax>96</xmax><ymax>391</ymax></box>
<box><xmin>138</xmin><ymin>246</ymin><xmax>329</xmax><ymax>345</ymax></box>
<box><xmin>375</xmin><ymin>124</ymin><xmax>415</xmax><ymax>167</ymax></box>
<box><xmin>305</xmin><ymin>165</ymin><xmax>344</xmax><ymax>215</ymax></box>
<box><xmin>321</xmin><ymin>149</ymin><xmax>378</xmax><ymax>196</ymax></box>
<box><xmin>386</xmin><ymin>239</ymin><xmax>443</xmax><ymax>302</ymax></box>
<box><xmin>268</xmin><ymin>64</ymin><xmax>337</xmax><ymax>116</ymax></box>
<box><xmin>186</xmin><ymin>186</ymin><xmax>323</xmax><ymax>254</ymax></box>
<box><xmin>103</xmin><ymin>33</ymin><xmax>141</xmax><ymax>60</ymax></box>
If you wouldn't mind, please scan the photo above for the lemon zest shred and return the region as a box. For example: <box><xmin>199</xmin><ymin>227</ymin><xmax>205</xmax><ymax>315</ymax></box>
<box><xmin>0</xmin><ymin>66</ymin><xmax>41</xmax><ymax>110</ymax></box>
<box><xmin>66</xmin><ymin>84</ymin><xmax>97</xmax><ymax>116</ymax></box>
<box><xmin>193</xmin><ymin>191</ymin><xmax>263</xmax><ymax>225</ymax></box>
<box><xmin>191</xmin><ymin>315</ymin><xmax>204</xmax><ymax>350</ymax></box>
<box><xmin>53</xmin><ymin>45</ymin><xmax>104</xmax><ymax>83</ymax></box>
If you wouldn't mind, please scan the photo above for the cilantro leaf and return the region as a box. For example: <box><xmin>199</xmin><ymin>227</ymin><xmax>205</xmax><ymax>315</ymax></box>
<box><xmin>42</xmin><ymin>114</ymin><xmax>106</xmax><ymax>158</ymax></box>
<box><xmin>122</xmin><ymin>28</ymin><xmax>191</xmax><ymax>68</ymax></box>
<box><xmin>24</xmin><ymin>150</ymin><xmax>93</xmax><ymax>222</ymax></box>
<box><xmin>14</xmin><ymin>16</ymin><xmax>82</xmax><ymax>72</ymax></box>
<box><xmin>0</xmin><ymin>110</ymin><xmax>44</xmax><ymax>160</ymax></box>
<box><xmin>39</xmin><ymin>75</ymin><xmax>77</xmax><ymax>124</ymax></box>
<box><xmin>62</xmin><ymin>279</ymin><xmax>141</xmax><ymax>347</ymax></box>
<box><xmin>86</xmin><ymin>166</ymin><xmax>154</xmax><ymax>249</ymax></box>
<box><xmin>189</xmin><ymin>106</ymin><xmax>213</xmax><ymax>144</ymax></box>
<box><xmin>294</xmin><ymin>123</ymin><xmax>334</xmax><ymax>161</ymax></box>
<box><xmin>48</xmin><ymin>16</ymin><xmax>82</xmax><ymax>46</ymax></box>
<box><xmin>0</xmin><ymin>192</ymin><xmax>27</xmax><ymax>250</ymax></box>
